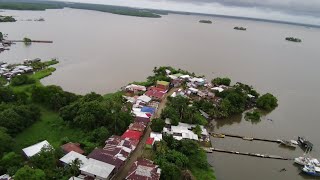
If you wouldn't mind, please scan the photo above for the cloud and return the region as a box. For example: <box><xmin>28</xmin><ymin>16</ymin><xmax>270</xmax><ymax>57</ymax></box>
<box><xmin>61</xmin><ymin>0</ymin><xmax>320</xmax><ymax>25</ymax></box>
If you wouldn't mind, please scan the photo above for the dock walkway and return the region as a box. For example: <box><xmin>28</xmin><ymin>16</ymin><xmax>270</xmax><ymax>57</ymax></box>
<box><xmin>210</xmin><ymin>132</ymin><xmax>281</xmax><ymax>143</ymax></box>
<box><xmin>203</xmin><ymin>147</ymin><xmax>293</xmax><ymax>160</ymax></box>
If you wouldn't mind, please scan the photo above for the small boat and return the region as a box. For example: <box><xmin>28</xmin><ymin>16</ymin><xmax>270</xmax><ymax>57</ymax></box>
<box><xmin>302</xmin><ymin>165</ymin><xmax>320</xmax><ymax>177</ymax></box>
<box><xmin>243</xmin><ymin>137</ymin><xmax>253</xmax><ymax>141</ymax></box>
<box><xmin>295</xmin><ymin>157</ymin><xmax>320</xmax><ymax>166</ymax></box>
<box><xmin>279</xmin><ymin>140</ymin><xmax>298</xmax><ymax>148</ymax></box>
<box><xmin>298</xmin><ymin>136</ymin><xmax>313</xmax><ymax>151</ymax></box>
<box><xmin>212</xmin><ymin>133</ymin><xmax>225</xmax><ymax>138</ymax></box>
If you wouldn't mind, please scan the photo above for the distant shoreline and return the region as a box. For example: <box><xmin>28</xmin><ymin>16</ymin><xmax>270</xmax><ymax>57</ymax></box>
<box><xmin>0</xmin><ymin>1</ymin><xmax>319</xmax><ymax>28</ymax></box>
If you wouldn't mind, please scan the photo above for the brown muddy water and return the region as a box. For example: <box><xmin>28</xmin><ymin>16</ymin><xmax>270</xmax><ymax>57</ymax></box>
<box><xmin>1</xmin><ymin>8</ymin><xmax>320</xmax><ymax>180</ymax></box>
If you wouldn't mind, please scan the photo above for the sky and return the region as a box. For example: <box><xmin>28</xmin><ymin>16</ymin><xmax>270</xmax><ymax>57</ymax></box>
<box><xmin>59</xmin><ymin>0</ymin><xmax>320</xmax><ymax>25</ymax></box>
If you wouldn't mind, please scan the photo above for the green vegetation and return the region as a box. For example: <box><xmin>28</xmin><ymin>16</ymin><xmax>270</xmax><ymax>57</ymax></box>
<box><xmin>286</xmin><ymin>37</ymin><xmax>302</xmax><ymax>42</ymax></box>
<box><xmin>66</xmin><ymin>3</ymin><xmax>161</xmax><ymax>18</ymax></box>
<box><xmin>257</xmin><ymin>93</ymin><xmax>278</xmax><ymax>111</ymax></box>
<box><xmin>11</xmin><ymin>75</ymin><xmax>35</xmax><ymax>86</ymax></box>
<box><xmin>0</xmin><ymin>2</ymin><xmax>64</xmax><ymax>11</ymax></box>
<box><xmin>150</xmin><ymin>118</ymin><xmax>165</xmax><ymax>132</ymax></box>
<box><xmin>211</xmin><ymin>77</ymin><xmax>231</xmax><ymax>86</ymax></box>
<box><xmin>245</xmin><ymin>110</ymin><xmax>261</xmax><ymax>122</ymax></box>
<box><xmin>0</xmin><ymin>15</ymin><xmax>16</xmax><ymax>22</ymax></box>
<box><xmin>234</xmin><ymin>26</ymin><xmax>247</xmax><ymax>31</ymax></box>
<box><xmin>0</xmin><ymin>1</ymin><xmax>162</xmax><ymax>18</ymax></box>
<box><xmin>199</xmin><ymin>20</ymin><xmax>212</xmax><ymax>24</ymax></box>
<box><xmin>0</xmin><ymin>76</ymin><xmax>6</xmax><ymax>86</ymax></box>
<box><xmin>23</xmin><ymin>37</ymin><xmax>32</xmax><ymax>45</ymax></box>
<box><xmin>14</xmin><ymin>165</ymin><xmax>45</xmax><ymax>180</ymax></box>
<box><xmin>161</xmin><ymin>96</ymin><xmax>207</xmax><ymax>125</ymax></box>
<box><xmin>154</xmin><ymin>135</ymin><xmax>215</xmax><ymax>180</ymax></box>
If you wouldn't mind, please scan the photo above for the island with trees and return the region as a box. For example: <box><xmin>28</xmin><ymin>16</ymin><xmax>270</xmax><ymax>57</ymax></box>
<box><xmin>0</xmin><ymin>15</ymin><xmax>16</xmax><ymax>22</ymax></box>
<box><xmin>234</xmin><ymin>26</ymin><xmax>247</xmax><ymax>31</ymax></box>
<box><xmin>285</xmin><ymin>37</ymin><xmax>302</xmax><ymax>42</ymax></box>
<box><xmin>199</xmin><ymin>20</ymin><xmax>212</xmax><ymax>24</ymax></box>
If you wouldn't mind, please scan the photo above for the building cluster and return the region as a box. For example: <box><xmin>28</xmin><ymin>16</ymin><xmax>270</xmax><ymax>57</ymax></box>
<box><xmin>0</xmin><ymin>62</ymin><xmax>33</xmax><ymax>80</ymax></box>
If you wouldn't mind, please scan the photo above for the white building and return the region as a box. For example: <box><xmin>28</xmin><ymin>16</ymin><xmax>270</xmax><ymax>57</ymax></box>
<box><xmin>22</xmin><ymin>140</ymin><xmax>52</xmax><ymax>158</ymax></box>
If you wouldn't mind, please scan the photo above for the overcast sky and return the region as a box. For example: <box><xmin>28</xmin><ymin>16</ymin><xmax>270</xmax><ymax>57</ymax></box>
<box><xmin>60</xmin><ymin>0</ymin><xmax>320</xmax><ymax>25</ymax></box>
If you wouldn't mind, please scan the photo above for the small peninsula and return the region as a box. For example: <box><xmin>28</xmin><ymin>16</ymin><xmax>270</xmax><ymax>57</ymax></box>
<box><xmin>234</xmin><ymin>26</ymin><xmax>247</xmax><ymax>31</ymax></box>
<box><xmin>199</xmin><ymin>20</ymin><xmax>212</xmax><ymax>24</ymax></box>
<box><xmin>285</xmin><ymin>37</ymin><xmax>302</xmax><ymax>42</ymax></box>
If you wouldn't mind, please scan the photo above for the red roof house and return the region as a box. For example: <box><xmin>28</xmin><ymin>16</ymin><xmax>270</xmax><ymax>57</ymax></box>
<box><xmin>61</xmin><ymin>142</ymin><xmax>84</xmax><ymax>154</ymax></box>
<box><xmin>125</xmin><ymin>158</ymin><xmax>161</xmax><ymax>180</ymax></box>
<box><xmin>146</xmin><ymin>138</ymin><xmax>155</xmax><ymax>148</ymax></box>
<box><xmin>121</xmin><ymin>130</ymin><xmax>143</xmax><ymax>141</ymax></box>
<box><xmin>145</xmin><ymin>87</ymin><xmax>166</xmax><ymax>101</ymax></box>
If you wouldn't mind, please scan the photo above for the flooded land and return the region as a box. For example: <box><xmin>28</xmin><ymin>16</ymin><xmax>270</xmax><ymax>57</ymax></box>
<box><xmin>1</xmin><ymin>8</ymin><xmax>320</xmax><ymax>180</ymax></box>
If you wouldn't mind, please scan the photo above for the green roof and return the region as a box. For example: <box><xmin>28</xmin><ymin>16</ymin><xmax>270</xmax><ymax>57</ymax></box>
<box><xmin>157</xmin><ymin>81</ymin><xmax>170</xmax><ymax>86</ymax></box>
<box><xmin>172</xmin><ymin>73</ymin><xmax>184</xmax><ymax>77</ymax></box>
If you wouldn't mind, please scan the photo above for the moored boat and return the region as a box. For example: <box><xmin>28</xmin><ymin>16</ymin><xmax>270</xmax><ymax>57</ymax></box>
<box><xmin>295</xmin><ymin>157</ymin><xmax>320</xmax><ymax>166</ymax></box>
<box><xmin>302</xmin><ymin>165</ymin><xmax>320</xmax><ymax>177</ymax></box>
<box><xmin>279</xmin><ymin>140</ymin><xmax>298</xmax><ymax>148</ymax></box>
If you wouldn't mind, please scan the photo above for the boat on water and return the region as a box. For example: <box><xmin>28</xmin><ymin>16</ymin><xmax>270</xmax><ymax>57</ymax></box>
<box><xmin>279</xmin><ymin>139</ymin><xmax>298</xmax><ymax>148</ymax></box>
<box><xmin>243</xmin><ymin>137</ymin><xmax>253</xmax><ymax>141</ymax></box>
<box><xmin>295</xmin><ymin>157</ymin><xmax>320</xmax><ymax>166</ymax></box>
<box><xmin>298</xmin><ymin>136</ymin><xmax>313</xmax><ymax>151</ymax></box>
<box><xmin>302</xmin><ymin>165</ymin><xmax>320</xmax><ymax>177</ymax></box>
<box><xmin>212</xmin><ymin>133</ymin><xmax>225</xmax><ymax>138</ymax></box>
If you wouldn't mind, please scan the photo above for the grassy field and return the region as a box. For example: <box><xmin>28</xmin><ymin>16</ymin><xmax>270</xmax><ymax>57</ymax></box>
<box><xmin>10</xmin><ymin>67</ymin><xmax>56</xmax><ymax>94</ymax></box>
<box><xmin>13</xmin><ymin>108</ymin><xmax>86</xmax><ymax>152</ymax></box>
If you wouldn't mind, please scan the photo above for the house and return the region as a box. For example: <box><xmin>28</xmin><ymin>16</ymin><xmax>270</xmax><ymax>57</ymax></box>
<box><xmin>171</xmin><ymin>78</ymin><xmax>183</xmax><ymax>87</ymax></box>
<box><xmin>145</xmin><ymin>87</ymin><xmax>166</xmax><ymax>101</ymax></box>
<box><xmin>141</xmin><ymin>106</ymin><xmax>156</xmax><ymax>115</ymax></box>
<box><xmin>211</xmin><ymin>87</ymin><xmax>224</xmax><ymax>93</ymax></box>
<box><xmin>61</xmin><ymin>142</ymin><xmax>84</xmax><ymax>155</ymax></box>
<box><xmin>87</xmin><ymin>149</ymin><xmax>125</xmax><ymax>172</ymax></box>
<box><xmin>129</xmin><ymin>122</ymin><xmax>147</xmax><ymax>132</ymax></box>
<box><xmin>134</xmin><ymin>116</ymin><xmax>150</xmax><ymax>124</ymax></box>
<box><xmin>150</xmin><ymin>132</ymin><xmax>163</xmax><ymax>142</ymax></box>
<box><xmin>0</xmin><ymin>174</ymin><xmax>11</xmax><ymax>180</ymax></box>
<box><xmin>105</xmin><ymin>135</ymin><xmax>139</xmax><ymax>152</ymax></box>
<box><xmin>163</xmin><ymin>122</ymin><xmax>209</xmax><ymax>142</ymax></box>
<box><xmin>156</xmin><ymin>81</ymin><xmax>170</xmax><ymax>90</ymax></box>
<box><xmin>22</xmin><ymin>140</ymin><xmax>52</xmax><ymax>158</ymax></box>
<box><xmin>125</xmin><ymin>158</ymin><xmax>161</xmax><ymax>180</ymax></box>
<box><xmin>190</xmin><ymin>77</ymin><xmax>206</xmax><ymax>86</ymax></box>
<box><xmin>125</xmin><ymin>84</ymin><xmax>147</xmax><ymax>94</ymax></box>
<box><xmin>137</xmin><ymin>95</ymin><xmax>152</xmax><ymax>103</ymax></box>
<box><xmin>188</xmin><ymin>87</ymin><xmax>199</xmax><ymax>94</ymax></box>
<box><xmin>59</xmin><ymin>151</ymin><xmax>88</xmax><ymax>167</ymax></box>
<box><xmin>121</xmin><ymin>130</ymin><xmax>143</xmax><ymax>141</ymax></box>
<box><xmin>145</xmin><ymin>138</ymin><xmax>155</xmax><ymax>149</ymax></box>
<box><xmin>80</xmin><ymin>158</ymin><xmax>115</xmax><ymax>180</ymax></box>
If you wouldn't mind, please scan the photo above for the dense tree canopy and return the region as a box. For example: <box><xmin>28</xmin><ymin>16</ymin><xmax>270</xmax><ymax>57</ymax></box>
<box><xmin>60</xmin><ymin>92</ymin><xmax>132</xmax><ymax>135</ymax></box>
<box><xmin>11</xmin><ymin>75</ymin><xmax>35</xmax><ymax>86</ymax></box>
<box><xmin>14</xmin><ymin>165</ymin><xmax>46</xmax><ymax>180</ymax></box>
<box><xmin>212</xmin><ymin>77</ymin><xmax>231</xmax><ymax>86</ymax></box>
<box><xmin>150</xmin><ymin>118</ymin><xmax>165</xmax><ymax>132</ymax></box>
<box><xmin>31</xmin><ymin>85</ymin><xmax>79</xmax><ymax>111</ymax></box>
<box><xmin>154</xmin><ymin>135</ymin><xmax>212</xmax><ymax>180</ymax></box>
<box><xmin>0</xmin><ymin>104</ymin><xmax>40</xmax><ymax>135</ymax></box>
<box><xmin>257</xmin><ymin>93</ymin><xmax>278</xmax><ymax>111</ymax></box>
<box><xmin>0</xmin><ymin>128</ymin><xmax>14</xmax><ymax>156</ymax></box>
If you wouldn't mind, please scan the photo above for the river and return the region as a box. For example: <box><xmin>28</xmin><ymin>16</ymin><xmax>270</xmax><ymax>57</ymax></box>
<box><xmin>1</xmin><ymin>8</ymin><xmax>320</xmax><ymax>180</ymax></box>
